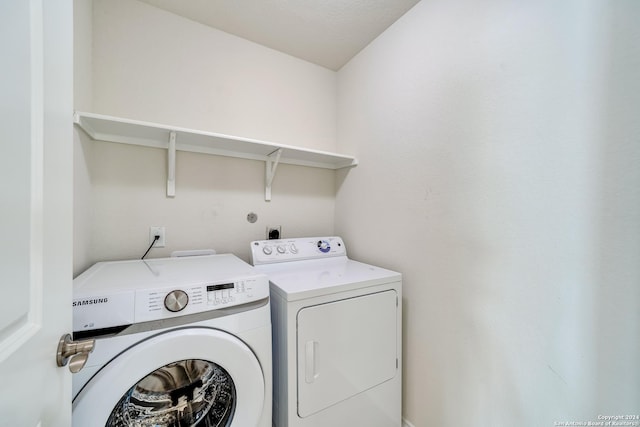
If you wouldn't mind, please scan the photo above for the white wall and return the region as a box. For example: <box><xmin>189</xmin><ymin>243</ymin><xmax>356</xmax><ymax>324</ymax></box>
<box><xmin>336</xmin><ymin>0</ymin><xmax>640</xmax><ymax>425</ymax></box>
<box><xmin>74</xmin><ymin>0</ymin><xmax>339</xmax><ymax>274</ymax></box>
<box><xmin>92</xmin><ymin>0</ymin><xmax>336</xmax><ymax>151</ymax></box>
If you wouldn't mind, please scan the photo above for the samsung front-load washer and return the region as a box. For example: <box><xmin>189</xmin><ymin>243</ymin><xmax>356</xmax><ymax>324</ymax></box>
<box><xmin>250</xmin><ymin>237</ymin><xmax>402</xmax><ymax>427</ymax></box>
<box><xmin>71</xmin><ymin>254</ymin><xmax>272</xmax><ymax>427</ymax></box>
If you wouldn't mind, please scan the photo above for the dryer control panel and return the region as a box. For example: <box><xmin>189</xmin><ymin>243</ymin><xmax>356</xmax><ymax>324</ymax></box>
<box><xmin>250</xmin><ymin>236</ymin><xmax>347</xmax><ymax>265</ymax></box>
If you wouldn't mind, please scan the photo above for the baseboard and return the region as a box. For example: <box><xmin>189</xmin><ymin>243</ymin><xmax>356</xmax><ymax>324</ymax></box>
<box><xmin>402</xmin><ymin>418</ymin><xmax>416</xmax><ymax>427</ymax></box>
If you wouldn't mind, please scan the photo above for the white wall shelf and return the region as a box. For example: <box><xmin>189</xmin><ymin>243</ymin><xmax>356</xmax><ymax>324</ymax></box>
<box><xmin>73</xmin><ymin>111</ymin><xmax>358</xmax><ymax>200</ymax></box>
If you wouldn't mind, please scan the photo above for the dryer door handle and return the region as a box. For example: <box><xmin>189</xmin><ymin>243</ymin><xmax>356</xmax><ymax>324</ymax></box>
<box><xmin>56</xmin><ymin>333</ymin><xmax>95</xmax><ymax>373</ymax></box>
<box><xmin>305</xmin><ymin>340</ymin><xmax>320</xmax><ymax>383</ymax></box>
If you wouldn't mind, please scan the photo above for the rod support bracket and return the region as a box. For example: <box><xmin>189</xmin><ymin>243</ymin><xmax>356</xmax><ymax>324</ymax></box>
<box><xmin>167</xmin><ymin>131</ymin><xmax>176</xmax><ymax>197</ymax></box>
<box><xmin>265</xmin><ymin>148</ymin><xmax>282</xmax><ymax>201</ymax></box>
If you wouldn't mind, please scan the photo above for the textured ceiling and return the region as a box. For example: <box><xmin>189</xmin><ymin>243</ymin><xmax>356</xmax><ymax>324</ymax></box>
<box><xmin>138</xmin><ymin>0</ymin><xmax>421</xmax><ymax>70</ymax></box>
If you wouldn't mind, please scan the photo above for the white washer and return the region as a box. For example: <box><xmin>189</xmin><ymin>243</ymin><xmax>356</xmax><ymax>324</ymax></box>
<box><xmin>72</xmin><ymin>254</ymin><xmax>272</xmax><ymax>427</ymax></box>
<box><xmin>250</xmin><ymin>237</ymin><xmax>402</xmax><ymax>427</ymax></box>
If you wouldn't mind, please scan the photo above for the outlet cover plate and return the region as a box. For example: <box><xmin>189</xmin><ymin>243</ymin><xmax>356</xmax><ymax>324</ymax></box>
<box><xmin>149</xmin><ymin>226</ymin><xmax>166</xmax><ymax>248</ymax></box>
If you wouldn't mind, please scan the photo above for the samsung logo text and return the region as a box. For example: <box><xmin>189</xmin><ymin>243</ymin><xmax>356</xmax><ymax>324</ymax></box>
<box><xmin>73</xmin><ymin>298</ymin><xmax>108</xmax><ymax>307</ymax></box>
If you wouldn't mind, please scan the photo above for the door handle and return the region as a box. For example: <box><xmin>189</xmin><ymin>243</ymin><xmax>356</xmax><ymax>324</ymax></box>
<box><xmin>56</xmin><ymin>333</ymin><xmax>95</xmax><ymax>373</ymax></box>
<box><xmin>305</xmin><ymin>340</ymin><xmax>319</xmax><ymax>383</ymax></box>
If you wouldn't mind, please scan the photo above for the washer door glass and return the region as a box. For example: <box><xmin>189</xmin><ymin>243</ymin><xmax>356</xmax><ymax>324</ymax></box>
<box><xmin>107</xmin><ymin>359</ymin><xmax>236</xmax><ymax>426</ymax></box>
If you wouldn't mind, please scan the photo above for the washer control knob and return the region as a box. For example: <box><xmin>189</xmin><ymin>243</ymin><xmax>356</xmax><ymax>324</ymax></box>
<box><xmin>277</xmin><ymin>245</ymin><xmax>286</xmax><ymax>254</ymax></box>
<box><xmin>164</xmin><ymin>290</ymin><xmax>189</xmax><ymax>312</ymax></box>
<box><xmin>262</xmin><ymin>245</ymin><xmax>273</xmax><ymax>255</ymax></box>
<box><xmin>289</xmin><ymin>243</ymin><xmax>298</xmax><ymax>254</ymax></box>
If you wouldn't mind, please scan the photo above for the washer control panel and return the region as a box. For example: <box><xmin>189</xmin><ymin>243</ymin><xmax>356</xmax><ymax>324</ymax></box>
<box><xmin>134</xmin><ymin>276</ymin><xmax>268</xmax><ymax>323</ymax></box>
<box><xmin>72</xmin><ymin>254</ymin><xmax>270</xmax><ymax>333</ymax></box>
<box><xmin>72</xmin><ymin>275</ymin><xmax>269</xmax><ymax>332</ymax></box>
<box><xmin>251</xmin><ymin>236</ymin><xmax>347</xmax><ymax>265</ymax></box>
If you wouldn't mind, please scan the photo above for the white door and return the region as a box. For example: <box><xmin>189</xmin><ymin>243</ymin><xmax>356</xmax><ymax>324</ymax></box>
<box><xmin>296</xmin><ymin>290</ymin><xmax>399</xmax><ymax>417</ymax></box>
<box><xmin>0</xmin><ymin>1</ymin><xmax>73</xmax><ymax>426</ymax></box>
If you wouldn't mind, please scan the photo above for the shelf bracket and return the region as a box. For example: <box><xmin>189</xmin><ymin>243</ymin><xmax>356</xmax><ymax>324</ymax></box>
<box><xmin>167</xmin><ymin>131</ymin><xmax>176</xmax><ymax>197</ymax></box>
<box><xmin>265</xmin><ymin>148</ymin><xmax>282</xmax><ymax>201</ymax></box>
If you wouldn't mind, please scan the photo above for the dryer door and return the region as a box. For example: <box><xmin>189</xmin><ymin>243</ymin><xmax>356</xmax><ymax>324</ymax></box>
<box><xmin>296</xmin><ymin>290</ymin><xmax>398</xmax><ymax>417</ymax></box>
<box><xmin>73</xmin><ymin>327</ymin><xmax>265</xmax><ymax>426</ymax></box>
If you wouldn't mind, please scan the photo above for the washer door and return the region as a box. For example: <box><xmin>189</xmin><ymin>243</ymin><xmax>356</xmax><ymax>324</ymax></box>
<box><xmin>73</xmin><ymin>327</ymin><xmax>265</xmax><ymax>427</ymax></box>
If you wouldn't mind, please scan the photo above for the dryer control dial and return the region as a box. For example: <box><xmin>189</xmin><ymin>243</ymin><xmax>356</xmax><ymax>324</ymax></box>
<box><xmin>317</xmin><ymin>240</ymin><xmax>331</xmax><ymax>253</ymax></box>
<box><xmin>164</xmin><ymin>289</ymin><xmax>189</xmax><ymax>312</ymax></box>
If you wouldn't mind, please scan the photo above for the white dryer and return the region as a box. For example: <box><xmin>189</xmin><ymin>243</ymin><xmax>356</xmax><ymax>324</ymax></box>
<box><xmin>250</xmin><ymin>237</ymin><xmax>402</xmax><ymax>427</ymax></box>
<box><xmin>71</xmin><ymin>254</ymin><xmax>272</xmax><ymax>427</ymax></box>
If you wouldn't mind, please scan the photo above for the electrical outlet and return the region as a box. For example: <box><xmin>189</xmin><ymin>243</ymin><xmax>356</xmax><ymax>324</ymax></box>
<box><xmin>267</xmin><ymin>226</ymin><xmax>281</xmax><ymax>240</ymax></box>
<box><xmin>149</xmin><ymin>226</ymin><xmax>166</xmax><ymax>248</ymax></box>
